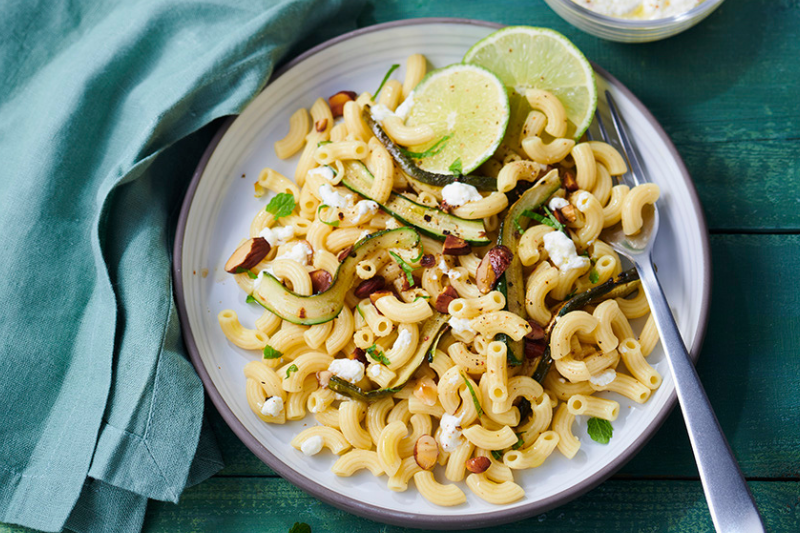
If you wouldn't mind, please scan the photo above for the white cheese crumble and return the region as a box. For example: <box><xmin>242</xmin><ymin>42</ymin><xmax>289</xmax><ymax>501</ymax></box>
<box><xmin>543</xmin><ymin>231</ymin><xmax>590</xmax><ymax>272</ymax></box>
<box><xmin>260</xmin><ymin>396</ymin><xmax>284</xmax><ymax>417</ymax></box>
<box><xmin>574</xmin><ymin>191</ymin><xmax>593</xmax><ymax>212</ymax></box>
<box><xmin>300</xmin><ymin>435</ymin><xmax>324</xmax><ymax>456</ymax></box>
<box><xmin>448</xmin><ymin>317</ymin><xmax>475</xmax><ymax>335</ymax></box>
<box><xmin>308</xmin><ymin>166</ymin><xmax>335</xmax><ymax>182</ymax></box>
<box><xmin>319</xmin><ymin>183</ymin><xmax>352</xmax><ymax>209</ymax></box>
<box><xmin>438</xmin><ymin>413</ymin><xmax>464</xmax><ymax>453</ymax></box>
<box><xmin>368</xmin><ymin>364</ymin><xmax>382</xmax><ymax>378</ymax></box>
<box><xmin>394</xmin><ymin>93</ymin><xmax>415</xmax><ymax>120</ymax></box>
<box><xmin>370</xmin><ymin>103</ymin><xmax>396</xmax><ymax>123</ymax></box>
<box><xmin>441</xmin><ymin>182</ymin><xmax>482</xmax><ymax>207</ymax></box>
<box><xmin>589</xmin><ymin>369</ymin><xmax>617</xmax><ymax>387</ymax></box>
<box><xmin>258</xmin><ymin>225</ymin><xmax>295</xmax><ymax>247</ymax></box>
<box><xmin>548</xmin><ymin>196</ymin><xmax>570</xmax><ymax>212</ymax></box>
<box><xmin>353</xmin><ymin>200</ymin><xmax>379</xmax><ymax>223</ymax></box>
<box><xmin>438</xmin><ymin>259</ymin><xmax>462</xmax><ymax>280</ymax></box>
<box><xmin>276</xmin><ymin>241</ymin><xmax>312</xmax><ymax>266</ymax></box>
<box><xmin>393</xmin><ymin>328</ymin><xmax>413</xmax><ymax>351</ymax></box>
<box><xmin>328</xmin><ymin>359</ymin><xmax>365</xmax><ymax>383</ymax></box>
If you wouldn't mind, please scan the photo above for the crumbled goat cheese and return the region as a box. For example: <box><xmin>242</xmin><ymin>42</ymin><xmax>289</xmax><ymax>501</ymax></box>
<box><xmin>369</xmin><ymin>365</ymin><xmax>382</xmax><ymax>378</ymax></box>
<box><xmin>260</xmin><ymin>396</ymin><xmax>284</xmax><ymax>417</ymax></box>
<box><xmin>319</xmin><ymin>183</ymin><xmax>352</xmax><ymax>209</ymax></box>
<box><xmin>353</xmin><ymin>200</ymin><xmax>379</xmax><ymax>223</ymax></box>
<box><xmin>438</xmin><ymin>259</ymin><xmax>462</xmax><ymax>280</ymax></box>
<box><xmin>543</xmin><ymin>231</ymin><xmax>590</xmax><ymax>272</ymax></box>
<box><xmin>574</xmin><ymin>191</ymin><xmax>593</xmax><ymax>212</ymax></box>
<box><xmin>589</xmin><ymin>369</ymin><xmax>617</xmax><ymax>387</ymax></box>
<box><xmin>438</xmin><ymin>413</ymin><xmax>464</xmax><ymax>452</ymax></box>
<box><xmin>393</xmin><ymin>328</ymin><xmax>413</xmax><ymax>351</ymax></box>
<box><xmin>300</xmin><ymin>435</ymin><xmax>324</xmax><ymax>456</ymax></box>
<box><xmin>308</xmin><ymin>166</ymin><xmax>335</xmax><ymax>182</ymax></box>
<box><xmin>259</xmin><ymin>225</ymin><xmax>295</xmax><ymax>247</ymax></box>
<box><xmin>328</xmin><ymin>359</ymin><xmax>365</xmax><ymax>383</ymax></box>
<box><xmin>370</xmin><ymin>104</ymin><xmax>396</xmax><ymax>123</ymax></box>
<box><xmin>448</xmin><ymin>317</ymin><xmax>475</xmax><ymax>335</ymax></box>
<box><xmin>276</xmin><ymin>241</ymin><xmax>312</xmax><ymax>266</ymax></box>
<box><xmin>548</xmin><ymin>196</ymin><xmax>570</xmax><ymax>212</ymax></box>
<box><xmin>394</xmin><ymin>93</ymin><xmax>415</xmax><ymax>120</ymax></box>
<box><xmin>441</xmin><ymin>182</ymin><xmax>482</xmax><ymax>207</ymax></box>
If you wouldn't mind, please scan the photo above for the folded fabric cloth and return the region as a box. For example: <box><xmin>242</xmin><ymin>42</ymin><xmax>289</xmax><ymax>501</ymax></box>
<box><xmin>0</xmin><ymin>1</ymin><xmax>364</xmax><ymax>532</ymax></box>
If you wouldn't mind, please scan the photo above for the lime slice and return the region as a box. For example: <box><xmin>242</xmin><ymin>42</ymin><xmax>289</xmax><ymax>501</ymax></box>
<box><xmin>402</xmin><ymin>64</ymin><xmax>509</xmax><ymax>175</ymax></box>
<box><xmin>463</xmin><ymin>26</ymin><xmax>597</xmax><ymax>147</ymax></box>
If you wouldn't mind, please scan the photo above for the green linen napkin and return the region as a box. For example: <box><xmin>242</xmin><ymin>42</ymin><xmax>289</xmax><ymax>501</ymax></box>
<box><xmin>0</xmin><ymin>1</ymin><xmax>364</xmax><ymax>532</ymax></box>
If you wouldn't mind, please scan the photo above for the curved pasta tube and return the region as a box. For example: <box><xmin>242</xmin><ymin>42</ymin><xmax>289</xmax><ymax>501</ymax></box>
<box><xmin>571</xmin><ymin>191</ymin><xmax>604</xmax><ymax>247</ymax></box>
<box><xmin>304</xmin><ymin>321</ymin><xmax>332</xmax><ymax>350</ymax></box>
<box><xmin>615</xmin><ymin>287</ymin><xmax>650</xmax><ymax>319</ymax></box>
<box><xmin>519</xmin><ymin>224</ymin><xmax>554</xmax><ymax>267</ymax></box>
<box><xmin>496</xmin><ymin>160</ymin><xmax>546</xmax><ymax>193</ymax></box>
<box><xmin>377</xmin><ymin>420</ymin><xmax>408</xmax><ymax>476</ymax></box>
<box><xmin>332</xmin><ymin>449</ymin><xmax>384</xmax><ymax>477</ymax></box>
<box><xmin>619</xmin><ymin>338</ymin><xmax>662</xmax><ymax>389</ymax></box>
<box><xmin>466</xmin><ymin>473</ymin><xmax>525</xmax><ymax>504</ymax></box>
<box><xmin>255</xmin><ymin>309</ymin><xmax>282</xmax><ymax>335</ymax></box>
<box><xmin>621</xmin><ymin>183</ymin><xmax>660</xmax><ymax>235</ymax></box>
<box><xmin>249</xmin><ymin>209</ymin><xmax>275</xmax><ymax>238</ymax></box>
<box><xmin>378</xmin><ymin>79</ymin><xmax>403</xmax><ymax>110</ymax></box>
<box><xmin>590</xmin><ymin>372</ymin><xmax>651</xmax><ymax>404</ymax></box>
<box><xmin>295</xmin><ymin>98</ymin><xmax>333</xmax><ymax>185</ymax></box>
<box><xmin>521</xmin><ymin>109</ymin><xmax>547</xmax><ymax>139</ymax></box>
<box><xmin>388</xmin><ymin>456</ymin><xmax>422</xmax><ymax>492</ymax></box>
<box><xmin>593</xmin><ymin>299</ymin><xmax>634</xmax><ymax>351</ymax></box>
<box><xmin>550</xmin><ymin>311</ymin><xmax>599</xmax><ymax>360</ymax></box>
<box><xmin>282</xmin><ymin>352</ymin><xmax>333</xmax><ymax>393</ymax></box>
<box><xmin>274</xmin><ymin>107</ymin><xmax>310</xmax><ymax>159</ymax></box>
<box><xmin>462</xmin><ymin>425</ymin><xmax>518</xmax><ymax>450</ymax></box>
<box><xmin>554</xmin><ymin>353</ymin><xmax>591</xmax><ymax>383</ymax></box>
<box><xmin>313</xmin><ymin>140</ymin><xmax>368</xmax><ymax>166</ymax></box>
<box><xmin>524</xmin><ymin>262</ymin><xmax>560</xmax><ymax>325</ymax></box>
<box><xmin>503</xmin><ymin>431</ymin><xmax>559</xmax><ymax>470</ymax></box>
<box><xmin>591</xmin><ymin>162</ymin><xmax>613</xmax><ymax>206</ymax></box>
<box><xmin>359</xmin><ymin>299</ymin><xmax>394</xmax><ymax>337</ymax></box>
<box><xmin>552</xmin><ymin>403</ymin><xmax>580</xmax><ymax>459</ymax></box>
<box><xmin>325</xmin><ymin>305</ymin><xmax>354</xmax><ymax>355</ymax></box>
<box><xmin>374</xmin><ymin>295</ymin><xmax>433</xmax><ymax>323</ymax></box>
<box><xmin>571</xmin><ymin>143</ymin><xmax>597</xmax><ymax>191</ymax></box>
<box><xmin>451</xmin><ymin>192</ymin><xmax>508</xmax><ymax>220</ymax></box>
<box><xmin>485</xmin><ymin>341</ymin><xmax>509</xmax><ymax>404</ymax></box>
<box><xmin>315</xmin><ymin>405</ymin><xmax>340</xmax><ymax>428</ymax></box>
<box><xmin>339</xmin><ymin>401</ymin><xmax>373</xmax><ymax>450</ymax></box>
<box><xmin>448</xmin><ymin>291</ymin><xmax>505</xmax><ymax>319</ymax></box>
<box><xmin>402</xmin><ymin>54</ymin><xmax>427</xmax><ymax>99</ymax></box>
<box><xmin>525</xmin><ymin>88</ymin><xmax>568</xmax><ymax>138</ymax></box>
<box><xmin>587</xmin><ymin>140</ymin><xmax>627</xmax><ymax>175</ymax></box>
<box><xmin>603</xmin><ymin>184</ymin><xmax>630</xmax><ymax>228</ymax></box>
<box><xmin>398</xmin><ymin>413</ymin><xmax>432</xmax><ymax>458</ymax></box>
<box><xmin>638</xmin><ymin>313</ymin><xmax>660</xmax><ymax>357</ymax></box>
<box><xmin>244</xmin><ymin>361</ymin><xmax>286</xmax><ymax>423</ymax></box>
<box><xmin>470</xmin><ymin>311</ymin><xmax>531</xmax><ymax>341</ymax></box>
<box><xmin>521</xmin><ymin>136</ymin><xmax>576</xmax><ymax>165</ymax></box>
<box><xmin>567</xmin><ymin>394</ymin><xmax>620</xmax><ymax>421</ymax></box>
<box><xmin>366</xmin><ymin>142</ymin><xmax>394</xmax><ymax>204</ymax></box>
<box><xmin>543</xmin><ymin>370</ymin><xmax>594</xmax><ymax>401</ymax></box>
<box><xmin>290</xmin><ymin>426</ymin><xmax>351</xmax><ymax>455</ymax></box>
<box><xmin>381</xmin><ymin>115</ymin><xmax>435</xmax><ymax>146</ymax></box>
<box><xmin>365</xmin><ymin>396</ymin><xmax>395</xmax><ymax>446</ymax></box>
<box><xmin>257</xmin><ymin>168</ymin><xmax>301</xmax><ymax>199</ymax></box>
<box><xmin>492</xmin><ymin>375</ymin><xmax>545</xmax><ymax>414</ymax></box>
<box><xmin>444</xmin><ymin>440</ymin><xmax>475</xmax><ymax>482</ymax></box>
<box><xmin>413</xmin><ymin>471</ymin><xmax>467</xmax><ymax>506</ymax></box>
<box><xmin>218</xmin><ymin>310</ymin><xmax>268</xmax><ymax>350</ymax></box>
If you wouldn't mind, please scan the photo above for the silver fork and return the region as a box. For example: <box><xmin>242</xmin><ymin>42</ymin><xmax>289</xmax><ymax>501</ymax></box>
<box><xmin>592</xmin><ymin>91</ymin><xmax>765</xmax><ymax>533</ymax></box>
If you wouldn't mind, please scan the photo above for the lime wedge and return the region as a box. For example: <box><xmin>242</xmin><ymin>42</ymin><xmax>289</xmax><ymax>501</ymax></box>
<box><xmin>463</xmin><ymin>26</ymin><xmax>597</xmax><ymax>148</ymax></box>
<box><xmin>401</xmin><ymin>64</ymin><xmax>509</xmax><ymax>175</ymax></box>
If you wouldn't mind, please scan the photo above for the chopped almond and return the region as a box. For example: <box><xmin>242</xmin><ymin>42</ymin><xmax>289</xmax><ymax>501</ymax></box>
<box><xmin>559</xmin><ymin>204</ymin><xmax>578</xmax><ymax>223</ymax></box>
<box><xmin>369</xmin><ymin>289</ymin><xmax>393</xmax><ymax>306</ymax></box>
<box><xmin>225</xmin><ymin>237</ymin><xmax>270</xmax><ymax>273</ymax></box>
<box><xmin>337</xmin><ymin>245</ymin><xmax>354</xmax><ymax>262</ymax></box>
<box><xmin>562</xmin><ymin>169</ymin><xmax>579</xmax><ymax>192</ymax></box>
<box><xmin>315</xmin><ymin>118</ymin><xmax>328</xmax><ymax>132</ymax></box>
<box><xmin>328</xmin><ymin>91</ymin><xmax>357</xmax><ymax>118</ymax></box>
<box><xmin>525</xmin><ymin>320</ymin><xmax>545</xmax><ymax>340</ymax></box>
<box><xmin>466</xmin><ymin>456</ymin><xmax>491</xmax><ymax>474</ymax></box>
<box><xmin>420</xmin><ymin>254</ymin><xmax>436</xmax><ymax>268</ymax></box>
<box><xmin>309</xmin><ymin>269</ymin><xmax>332</xmax><ymax>293</ymax></box>
<box><xmin>354</xmin><ymin>276</ymin><xmax>386</xmax><ymax>298</ymax></box>
<box><xmin>434</xmin><ymin>285</ymin><xmax>459</xmax><ymax>314</ymax></box>
<box><xmin>442</xmin><ymin>235</ymin><xmax>471</xmax><ymax>256</ymax></box>
<box><xmin>413</xmin><ymin>435</ymin><xmax>439</xmax><ymax>470</ymax></box>
<box><xmin>475</xmin><ymin>245</ymin><xmax>513</xmax><ymax>294</ymax></box>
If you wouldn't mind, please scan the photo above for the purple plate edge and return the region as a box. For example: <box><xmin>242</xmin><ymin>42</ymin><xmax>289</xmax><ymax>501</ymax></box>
<box><xmin>172</xmin><ymin>17</ymin><xmax>713</xmax><ymax>530</ymax></box>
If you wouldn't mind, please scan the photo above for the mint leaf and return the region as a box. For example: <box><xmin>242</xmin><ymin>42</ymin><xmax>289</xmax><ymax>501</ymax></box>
<box><xmin>355</xmin><ymin>303</ymin><xmax>365</xmax><ymax>319</ymax></box>
<box><xmin>520</xmin><ymin>208</ymin><xmax>565</xmax><ymax>232</ymax></box>
<box><xmin>511</xmin><ymin>432</ymin><xmax>525</xmax><ymax>450</ymax></box>
<box><xmin>462</xmin><ymin>373</ymin><xmax>483</xmax><ymax>418</ymax></box>
<box><xmin>236</xmin><ymin>267</ymin><xmax>258</xmax><ymax>279</ymax></box>
<box><xmin>389</xmin><ymin>251</ymin><xmax>415</xmax><ymax>287</ymax></box>
<box><xmin>263</xmin><ymin>345</ymin><xmax>283</xmax><ymax>360</ymax></box>
<box><xmin>491</xmin><ymin>450</ymin><xmax>503</xmax><ymax>461</ymax></box>
<box><xmin>449</xmin><ymin>158</ymin><xmax>463</xmax><ymax>176</ymax></box>
<box><xmin>399</xmin><ymin>135</ymin><xmax>451</xmax><ymax>159</ymax></box>
<box><xmin>246</xmin><ymin>294</ymin><xmax>257</xmax><ymax>304</ymax></box>
<box><xmin>542</xmin><ymin>206</ymin><xmax>566</xmax><ymax>232</ymax></box>
<box><xmin>589</xmin><ymin>267</ymin><xmax>599</xmax><ymax>284</ymax></box>
<box><xmin>317</xmin><ymin>204</ymin><xmax>340</xmax><ymax>227</ymax></box>
<box><xmin>285</xmin><ymin>364</ymin><xmax>299</xmax><ymax>378</ymax></box>
<box><xmin>587</xmin><ymin>417</ymin><xmax>613</xmax><ymax>444</ymax></box>
<box><xmin>288</xmin><ymin>523</ymin><xmax>311</xmax><ymax>533</ymax></box>
<box><xmin>317</xmin><ymin>140</ymin><xmax>332</xmax><ymax>147</ymax></box>
<box><xmin>366</xmin><ymin>344</ymin><xmax>391</xmax><ymax>366</ymax></box>
<box><xmin>266</xmin><ymin>192</ymin><xmax>295</xmax><ymax>219</ymax></box>
<box><xmin>374</xmin><ymin>64</ymin><xmax>400</xmax><ymax>98</ymax></box>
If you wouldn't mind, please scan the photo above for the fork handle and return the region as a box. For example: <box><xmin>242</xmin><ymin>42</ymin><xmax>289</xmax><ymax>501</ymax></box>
<box><xmin>635</xmin><ymin>258</ymin><xmax>765</xmax><ymax>533</ymax></box>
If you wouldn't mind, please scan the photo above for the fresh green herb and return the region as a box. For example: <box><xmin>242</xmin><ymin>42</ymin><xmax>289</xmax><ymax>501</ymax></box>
<box><xmin>389</xmin><ymin>251</ymin><xmax>415</xmax><ymax>287</ymax></box>
<box><xmin>265</xmin><ymin>192</ymin><xmax>296</xmax><ymax>219</ymax></box>
<box><xmin>491</xmin><ymin>450</ymin><xmax>503</xmax><ymax>461</ymax></box>
<box><xmin>366</xmin><ymin>344</ymin><xmax>392</xmax><ymax>366</ymax></box>
<box><xmin>374</xmin><ymin>64</ymin><xmax>400</xmax><ymax>98</ymax></box>
<box><xmin>519</xmin><ymin>208</ymin><xmax>565</xmax><ymax>232</ymax></box>
<box><xmin>398</xmin><ymin>135</ymin><xmax>452</xmax><ymax>159</ymax></box>
<box><xmin>317</xmin><ymin>204</ymin><xmax>340</xmax><ymax>227</ymax></box>
<box><xmin>317</xmin><ymin>140</ymin><xmax>332</xmax><ymax>147</ymax></box>
<box><xmin>288</xmin><ymin>523</ymin><xmax>311</xmax><ymax>533</ymax></box>
<box><xmin>235</xmin><ymin>267</ymin><xmax>258</xmax><ymax>279</ymax></box>
<box><xmin>285</xmin><ymin>364</ymin><xmax>299</xmax><ymax>378</ymax></box>
<box><xmin>245</xmin><ymin>294</ymin><xmax>258</xmax><ymax>304</ymax></box>
<box><xmin>262</xmin><ymin>345</ymin><xmax>283</xmax><ymax>360</ymax></box>
<box><xmin>511</xmin><ymin>432</ymin><xmax>525</xmax><ymax>450</ymax></box>
<box><xmin>589</xmin><ymin>267</ymin><xmax>600</xmax><ymax>284</ymax></box>
<box><xmin>542</xmin><ymin>206</ymin><xmax>566</xmax><ymax>232</ymax></box>
<box><xmin>448</xmin><ymin>158</ymin><xmax>463</xmax><ymax>176</ymax></box>
<box><xmin>355</xmin><ymin>303</ymin><xmax>365</xmax><ymax>320</ymax></box>
<box><xmin>462</xmin><ymin>373</ymin><xmax>483</xmax><ymax>417</ymax></box>
<box><xmin>414</xmin><ymin>295</ymin><xmax>431</xmax><ymax>302</ymax></box>
<box><xmin>410</xmin><ymin>245</ymin><xmax>425</xmax><ymax>263</ymax></box>
<box><xmin>565</xmin><ymin>290</ymin><xmax>577</xmax><ymax>300</ymax></box>
<box><xmin>587</xmin><ymin>417</ymin><xmax>613</xmax><ymax>444</ymax></box>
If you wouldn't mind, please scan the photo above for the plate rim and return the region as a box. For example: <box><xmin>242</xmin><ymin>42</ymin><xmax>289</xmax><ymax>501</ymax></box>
<box><xmin>173</xmin><ymin>17</ymin><xmax>712</xmax><ymax>530</ymax></box>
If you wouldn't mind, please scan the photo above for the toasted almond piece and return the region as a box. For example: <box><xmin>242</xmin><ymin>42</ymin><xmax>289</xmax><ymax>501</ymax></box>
<box><xmin>475</xmin><ymin>245</ymin><xmax>513</xmax><ymax>294</ymax></box>
<box><xmin>465</xmin><ymin>456</ymin><xmax>491</xmax><ymax>474</ymax></box>
<box><xmin>354</xmin><ymin>276</ymin><xmax>386</xmax><ymax>298</ymax></box>
<box><xmin>316</xmin><ymin>370</ymin><xmax>332</xmax><ymax>388</ymax></box>
<box><xmin>413</xmin><ymin>376</ymin><xmax>438</xmax><ymax>406</ymax></box>
<box><xmin>562</xmin><ymin>169</ymin><xmax>579</xmax><ymax>192</ymax></box>
<box><xmin>349</xmin><ymin>347</ymin><xmax>368</xmax><ymax>365</ymax></box>
<box><xmin>328</xmin><ymin>90</ymin><xmax>357</xmax><ymax>118</ymax></box>
<box><xmin>434</xmin><ymin>285</ymin><xmax>459</xmax><ymax>314</ymax></box>
<box><xmin>442</xmin><ymin>235</ymin><xmax>471</xmax><ymax>256</ymax></box>
<box><xmin>369</xmin><ymin>289</ymin><xmax>394</xmax><ymax>306</ymax></box>
<box><xmin>525</xmin><ymin>338</ymin><xmax>547</xmax><ymax>360</ymax></box>
<box><xmin>525</xmin><ymin>320</ymin><xmax>545</xmax><ymax>340</ymax></box>
<box><xmin>414</xmin><ymin>435</ymin><xmax>439</xmax><ymax>470</ymax></box>
<box><xmin>225</xmin><ymin>237</ymin><xmax>270</xmax><ymax>273</ymax></box>
<box><xmin>559</xmin><ymin>204</ymin><xmax>578</xmax><ymax>223</ymax></box>
<box><xmin>309</xmin><ymin>269</ymin><xmax>333</xmax><ymax>294</ymax></box>
<box><xmin>315</xmin><ymin>118</ymin><xmax>328</xmax><ymax>132</ymax></box>
<box><xmin>338</xmin><ymin>245</ymin><xmax>354</xmax><ymax>262</ymax></box>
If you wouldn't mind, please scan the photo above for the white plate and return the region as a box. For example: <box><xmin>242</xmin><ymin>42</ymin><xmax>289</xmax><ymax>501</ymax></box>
<box><xmin>174</xmin><ymin>19</ymin><xmax>711</xmax><ymax>529</ymax></box>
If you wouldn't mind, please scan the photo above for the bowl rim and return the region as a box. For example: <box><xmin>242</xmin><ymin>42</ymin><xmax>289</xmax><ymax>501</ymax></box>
<box><xmin>547</xmin><ymin>0</ymin><xmax>726</xmax><ymax>29</ymax></box>
<box><xmin>173</xmin><ymin>17</ymin><xmax>712</xmax><ymax>530</ymax></box>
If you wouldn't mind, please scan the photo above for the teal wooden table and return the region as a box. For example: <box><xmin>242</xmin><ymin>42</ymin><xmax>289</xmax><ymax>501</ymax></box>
<box><xmin>15</xmin><ymin>1</ymin><xmax>799</xmax><ymax>532</ymax></box>
<box><xmin>150</xmin><ymin>1</ymin><xmax>799</xmax><ymax>532</ymax></box>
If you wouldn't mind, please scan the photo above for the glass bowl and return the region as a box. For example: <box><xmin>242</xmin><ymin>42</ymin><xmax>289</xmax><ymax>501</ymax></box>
<box><xmin>543</xmin><ymin>0</ymin><xmax>726</xmax><ymax>42</ymax></box>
